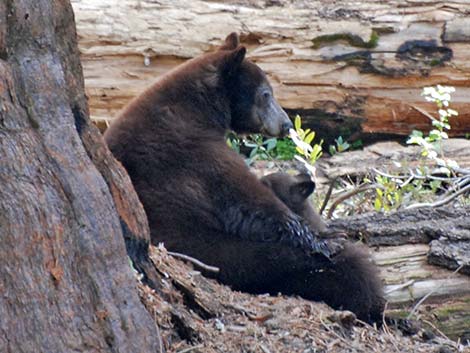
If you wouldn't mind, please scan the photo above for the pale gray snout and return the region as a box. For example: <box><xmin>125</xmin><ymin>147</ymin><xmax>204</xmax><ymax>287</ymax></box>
<box><xmin>260</xmin><ymin>99</ymin><xmax>293</xmax><ymax>137</ymax></box>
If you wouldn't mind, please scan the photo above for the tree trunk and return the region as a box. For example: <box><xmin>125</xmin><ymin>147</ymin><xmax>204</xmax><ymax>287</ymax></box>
<box><xmin>71</xmin><ymin>0</ymin><xmax>470</xmax><ymax>144</ymax></box>
<box><xmin>0</xmin><ymin>1</ymin><xmax>161</xmax><ymax>351</ymax></box>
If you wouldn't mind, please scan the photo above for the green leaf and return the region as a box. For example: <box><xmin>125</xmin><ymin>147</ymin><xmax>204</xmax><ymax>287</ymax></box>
<box><xmin>296</xmin><ymin>146</ymin><xmax>305</xmax><ymax>155</ymax></box>
<box><xmin>305</xmin><ymin>131</ymin><xmax>315</xmax><ymax>144</ymax></box>
<box><xmin>249</xmin><ymin>147</ymin><xmax>259</xmax><ymax>158</ymax></box>
<box><xmin>264</xmin><ymin>138</ymin><xmax>277</xmax><ymax>151</ymax></box>
<box><xmin>374</xmin><ymin>198</ymin><xmax>382</xmax><ymax>211</ymax></box>
<box><xmin>294</xmin><ymin>115</ymin><xmax>301</xmax><ymax>131</ymax></box>
<box><xmin>329</xmin><ymin>145</ymin><xmax>336</xmax><ymax>155</ymax></box>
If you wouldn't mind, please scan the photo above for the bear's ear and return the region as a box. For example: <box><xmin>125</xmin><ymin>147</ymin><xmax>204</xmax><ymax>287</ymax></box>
<box><xmin>220</xmin><ymin>32</ymin><xmax>240</xmax><ymax>51</ymax></box>
<box><xmin>222</xmin><ymin>46</ymin><xmax>246</xmax><ymax>77</ymax></box>
<box><xmin>290</xmin><ymin>174</ymin><xmax>315</xmax><ymax>203</ymax></box>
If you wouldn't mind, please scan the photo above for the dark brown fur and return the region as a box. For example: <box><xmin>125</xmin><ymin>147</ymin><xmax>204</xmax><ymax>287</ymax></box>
<box><xmin>260</xmin><ymin>172</ymin><xmax>327</xmax><ymax>233</ymax></box>
<box><xmin>262</xmin><ymin>171</ymin><xmax>385</xmax><ymax>323</ymax></box>
<box><xmin>104</xmin><ymin>33</ymin><xmax>383</xmax><ymax>323</ymax></box>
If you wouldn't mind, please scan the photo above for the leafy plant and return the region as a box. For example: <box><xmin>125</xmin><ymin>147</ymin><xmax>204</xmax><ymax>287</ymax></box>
<box><xmin>226</xmin><ymin>133</ymin><xmax>279</xmax><ymax>165</ymax></box>
<box><xmin>289</xmin><ymin>115</ymin><xmax>323</xmax><ymax>173</ymax></box>
<box><xmin>367</xmin><ymin>85</ymin><xmax>463</xmax><ymax>212</ymax></box>
<box><xmin>227</xmin><ymin>115</ymin><xmax>324</xmax><ymax>167</ymax></box>
<box><xmin>371</xmin><ymin>175</ymin><xmax>402</xmax><ymax>212</ymax></box>
<box><xmin>244</xmin><ymin>134</ymin><xmax>278</xmax><ymax>165</ymax></box>
<box><xmin>226</xmin><ymin>132</ymin><xmax>241</xmax><ymax>153</ymax></box>
<box><xmin>274</xmin><ymin>138</ymin><xmax>297</xmax><ymax>160</ymax></box>
<box><xmin>407</xmin><ymin>85</ymin><xmax>459</xmax><ymax>174</ymax></box>
<box><xmin>329</xmin><ymin>136</ymin><xmax>351</xmax><ymax>156</ymax></box>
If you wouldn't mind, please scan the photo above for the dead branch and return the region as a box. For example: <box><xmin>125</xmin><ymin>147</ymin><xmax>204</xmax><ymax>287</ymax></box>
<box><xmin>327</xmin><ymin>184</ymin><xmax>382</xmax><ymax>219</ymax></box>
<box><xmin>168</xmin><ymin>251</ymin><xmax>220</xmax><ymax>273</ymax></box>
<box><xmin>405</xmin><ymin>183</ymin><xmax>470</xmax><ymax>210</ymax></box>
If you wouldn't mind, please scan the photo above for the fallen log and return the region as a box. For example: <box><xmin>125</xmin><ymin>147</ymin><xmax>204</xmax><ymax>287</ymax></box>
<box><xmin>71</xmin><ymin>0</ymin><xmax>470</xmax><ymax>143</ymax></box>
<box><xmin>324</xmin><ymin>205</ymin><xmax>470</xmax><ymax>342</ymax></box>
<box><xmin>316</xmin><ymin>139</ymin><xmax>470</xmax><ymax>184</ymax></box>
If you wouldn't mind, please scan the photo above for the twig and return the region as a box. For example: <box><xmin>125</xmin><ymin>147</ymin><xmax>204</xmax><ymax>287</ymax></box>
<box><xmin>452</xmin><ymin>166</ymin><xmax>470</xmax><ymax>174</ymax></box>
<box><xmin>372</xmin><ymin>168</ymin><xmax>409</xmax><ymax>180</ymax></box>
<box><xmin>407</xmin><ymin>264</ymin><xmax>464</xmax><ymax>319</ymax></box>
<box><xmin>374</xmin><ymin>168</ymin><xmax>464</xmax><ymax>183</ymax></box>
<box><xmin>167</xmin><ymin>251</ymin><xmax>220</xmax><ymax>273</ymax></box>
<box><xmin>405</xmin><ymin>183</ymin><xmax>470</xmax><ymax>210</ymax></box>
<box><xmin>380</xmin><ymin>302</ymin><xmax>402</xmax><ymax>353</ymax></box>
<box><xmin>408</xmin><ymin>168</ymin><xmax>465</xmax><ymax>182</ymax></box>
<box><xmin>327</xmin><ymin>184</ymin><xmax>382</xmax><ymax>219</ymax></box>
<box><xmin>319</xmin><ymin>177</ymin><xmax>338</xmax><ymax>216</ymax></box>
<box><xmin>384</xmin><ymin>280</ymin><xmax>415</xmax><ymax>295</ymax></box>
<box><xmin>382</xmin><ymin>301</ymin><xmax>390</xmax><ymax>334</ymax></box>
<box><xmin>422</xmin><ymin>320</ymin><xmax>453</xmax><ymax>342</ymax></box>
<box><xmin>177</xmin><ymin>344</ymin><xmax>204</xmax><ymax>353</ymax></box>
<box><xmin>441</xmin><ymin>176</ymin><xmax>470</xmax><ymax>199</ymax></box>
<box><xmin>155</xmin><ymin>311</ymin><xmax>164</xmax><ymax>353</ymax></box>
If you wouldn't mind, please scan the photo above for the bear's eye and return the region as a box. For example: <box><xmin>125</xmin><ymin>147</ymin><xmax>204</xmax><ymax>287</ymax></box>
<box><xmin>262</xmin><ymin>91</ymin><xmax>271</xmax><ymax>100</ymax></box>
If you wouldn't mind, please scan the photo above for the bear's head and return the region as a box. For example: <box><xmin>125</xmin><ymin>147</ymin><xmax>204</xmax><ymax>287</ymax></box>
<box><xmin>261</xmin><ymin>171</ymin><xmax>327</xmax><ymax>232</ymax></box>
<box><xmin>219</xmin><ymin>33</ymin><xmax>292</xmax><ymax>137</ymax></box>
<box><xmin>261</xmin><ymin>172</ymin><xmax>315</xmax><ymax>212</ymax></box>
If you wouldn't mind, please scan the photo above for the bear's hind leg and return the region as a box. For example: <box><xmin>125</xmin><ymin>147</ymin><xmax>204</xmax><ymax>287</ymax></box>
<box><xmin>287</xmin><ymin>243</ymin><xmax>385</xmax><ymax>325</ymax></box>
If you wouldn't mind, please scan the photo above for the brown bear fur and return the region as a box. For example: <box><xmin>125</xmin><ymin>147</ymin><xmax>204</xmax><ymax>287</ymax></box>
<box><xmin>260</xmin><ymin>172</ymin><xmax>327</xmax><ymax>233</ymax></box>
<box><xmin>261</xmin><ymin>172</ymin><xmax>385</xmax><ymax>323</ymax></box>
<box><xmin>104</xmin><ymin>33</ymin><xmax>383</xmax><ymax>323</ymax></box>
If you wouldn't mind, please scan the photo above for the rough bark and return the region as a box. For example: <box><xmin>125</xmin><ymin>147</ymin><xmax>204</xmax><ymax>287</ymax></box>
<box><xmin>0</xmin><ymin>0</ymin><xmax>161</xmax><ymax>351</ymax></box>
<box><xmin>71</xmin><ymin>0</ymin><xmax>470</xmax><ymax>143</ymax></box>
<box><xmin>326</xmin><ymin>206</ymin><xmax>470</xmax><ymax>341</ymax></box>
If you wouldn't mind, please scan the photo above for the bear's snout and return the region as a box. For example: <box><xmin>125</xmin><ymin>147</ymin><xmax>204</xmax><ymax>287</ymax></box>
<box><xmin>280</xmin><ymin>120</ymin><xmax>293</xmax><ymax>137</ymax></box>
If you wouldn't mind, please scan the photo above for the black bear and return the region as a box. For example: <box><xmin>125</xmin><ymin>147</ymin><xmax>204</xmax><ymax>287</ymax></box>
<box><xmin>104</xmin><ymin>33</ymin><xmax>384</xmax><ymax>323</ymax></box>
<box><xmin>262</xmin><ymin>172</ymin><xmax>385</xmax><ymax>323</ymax></box>
<box><xmin>260</xmin><ymin>172</ymin><xmax>327</xmax><ymax>233</ymax></box>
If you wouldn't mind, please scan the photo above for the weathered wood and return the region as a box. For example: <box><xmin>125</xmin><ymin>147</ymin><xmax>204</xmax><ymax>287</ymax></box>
<box><xmin>374</xmin><ymin>244</ymin><xmax>470</xmax><ymax>302</ymax></box>
<box><xmin>71</xmin><ymin>0</ymin><xmax>470</xmax><ymax>142</ymax></box>
<box><xmin>322</xmin><ymin>203</ymin><xmax>470</xmax><ymax>341</ymax></box>
<box><xmin>316</xmin><ymin>139</ymin><xmax>470</xmax><ymax>185</ymax></box>
<box><xmin>327</xmin><ymin>205</ymin><xmax>470</xmax><ymax>273</ymax></box>
<box><xmin>0</xmin><ymin>1</ymin><xmax>161</xmax><ymax>351</ymax></box>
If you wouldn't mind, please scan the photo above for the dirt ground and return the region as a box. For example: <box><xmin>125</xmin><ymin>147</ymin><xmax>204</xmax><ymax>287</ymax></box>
<box><xmin>137</xmin><ymin>246</ymin><xmax>468</xmax><ymax>353</ymax></box>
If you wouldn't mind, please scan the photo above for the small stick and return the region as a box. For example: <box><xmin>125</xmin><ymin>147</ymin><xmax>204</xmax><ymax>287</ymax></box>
<box><xmin>384</xmin><ymin>280</ymin><xmax>415</xmax><ymax>294</ymax></box>
<box><xmin>422</xmin><ymin>319</ymin><xmax>454</xmax><ymax>343</ymax></box>
<box><xmin>405</xmin><ymin>183</ymin><xmax>470</xmax><ymax>210</ymax></box>
<box><xmin>319</xmin><ymin>176</ymin><xmax>338</xmax><ymax>216</ymax></box>
<box><xmin>177</xmin><ymin>344</ymin><xmax>204</xmax><ymax>353</ymax></box>
<box><xmin>154</xmin><ymin>311</ymin><xmax>164</xmax><ymax>353</ymax></box>
<box><xmin>372</xmin><ymin>168</ymin><xmax>408</xmax><ymax>180</ymax></box>
<box><xmin>441</xmin><ymin>176</ymin><xmax>470</xmax><ymax>199</ymax></box>
<box><xmin>408</xmin><ymin>168</ymin><xmax>465</xmax><ymax>182</ymax></box>
<box><xmin>167</xmin><ymin>251</ymin><xmax>220</xmax><ymax>273</ymax></box>
<box><xmin>327</xmin><ymin>183</ymin><xmax>382</xmax><ymax>219</ymax></box>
